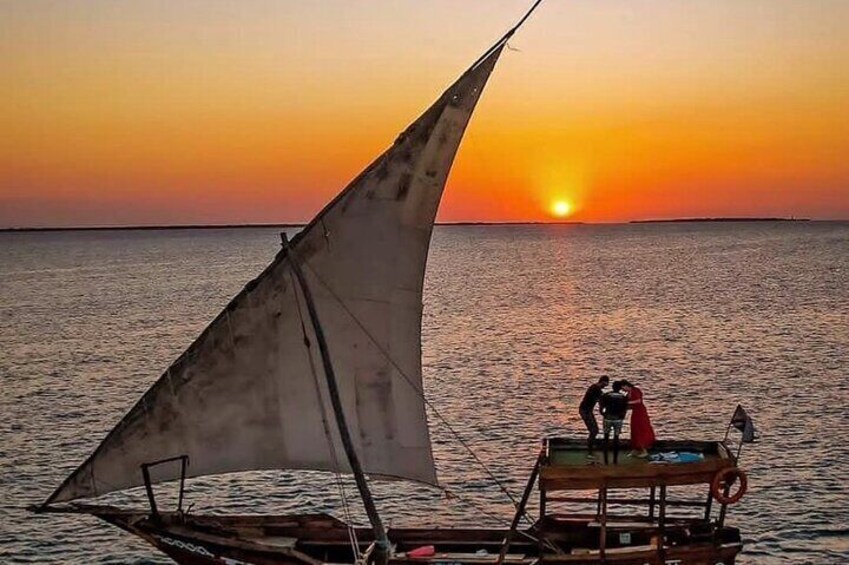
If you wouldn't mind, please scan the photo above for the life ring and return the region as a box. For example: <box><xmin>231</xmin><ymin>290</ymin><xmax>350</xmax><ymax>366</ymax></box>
<box><xmin>711</xmin><ymin>467</ymin><xmax>748</xmax><ymax>505</ymax></box>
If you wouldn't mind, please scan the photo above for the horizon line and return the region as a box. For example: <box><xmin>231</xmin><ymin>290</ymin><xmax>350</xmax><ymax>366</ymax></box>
<box><xmin>1</xmin><ymin>217</ymin><xmax>839</xmax><ymax>233</ymax></box>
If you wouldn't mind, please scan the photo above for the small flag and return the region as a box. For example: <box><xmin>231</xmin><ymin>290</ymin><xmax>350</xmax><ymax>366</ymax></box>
<box><xmin>730</xmin><ymin>405</ymin><xmax>758</xmax><ymax>443</ymax></box>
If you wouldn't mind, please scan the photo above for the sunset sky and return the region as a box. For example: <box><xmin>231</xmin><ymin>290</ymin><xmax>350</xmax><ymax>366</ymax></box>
<box><xmin>2</xmin><ymin>0</ymin><xmax>848</xmax><ymax>227</ymax></box>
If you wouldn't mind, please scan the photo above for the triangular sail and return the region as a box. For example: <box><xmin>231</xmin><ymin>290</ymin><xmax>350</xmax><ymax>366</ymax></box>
<box><xmin>46</xmin><ymin>44</ymin><xmax>507</xmax><ymax>505</ymax></box>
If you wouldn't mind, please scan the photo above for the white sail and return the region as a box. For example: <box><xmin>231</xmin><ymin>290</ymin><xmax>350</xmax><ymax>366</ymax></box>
<box><xmin>47</xmin><ymin>45</ymin><xmax>507</xmax><ymax>504</ymax></box>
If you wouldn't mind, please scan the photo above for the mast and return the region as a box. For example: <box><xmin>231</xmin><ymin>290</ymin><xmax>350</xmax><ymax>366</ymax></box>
<box><xmin>280</xmin><ymin>233</ymin><xmax>390</xmax><ymax>557</ymax></box>
<box><xmin>468</xmin><ymin>0</ymin><xmax>543</xmax><ymax>69</ymax></box>
<box><xmin>276</xmin><ymin>1</ymin><xmax>546</xmax><ymax>556</ymax></box>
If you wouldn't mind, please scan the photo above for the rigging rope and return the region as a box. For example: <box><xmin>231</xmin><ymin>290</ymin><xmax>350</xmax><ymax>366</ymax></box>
<box><xmin>439</xmin><ymin>487</ymin><xmax>533</xmax><ymax>539</ymax></box>
<box><xmin>302</xmin><ymin>264</ymin><xmax>536</xmax><ymax>528</ymax></box>
<box><xmin>438</xmin><ymin>487</ymin><xmax>562</xmax><ymax>554</ymax></box>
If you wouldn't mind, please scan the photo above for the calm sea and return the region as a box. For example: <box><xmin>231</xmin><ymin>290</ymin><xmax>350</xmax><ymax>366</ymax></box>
<box><xmin>1</xmin><ymin>223</ymin><xmax>847</xmax><ymax>564</ymax></box>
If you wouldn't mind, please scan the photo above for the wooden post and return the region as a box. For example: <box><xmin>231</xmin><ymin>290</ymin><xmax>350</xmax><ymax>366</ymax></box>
<box><xmin>539</xmin><ymin>439</ymin><xmax>548</xmax><ymax>520</ymax></box>
<box><xmin>497</xmin><ymin>452</ymin><xmax>542</xmax><ymax>565</ymax></box>
<box><xmin>538</xmin><ymin>488</ymin><xmax>547</xmax><ymax>557</ymax></box>
<box><xmin>141</xmin><ymin>464</ymin><xmax>160</xmax><ymax>523</ymax></box>
<box><xmin>599</xmin><ymin>485</ymin><xmax>608</xmax><ymax>561</ymax></box>
<box><xmin>658</xmin><ymin>485</ymin><xmax>667</xmax><ymax>557</ymax></box>
<box><xmin>648</xmin><ymin>486</ymin><xmax>656</xmax><ymax>520</ymax></box>
<box><xmin>138</xmin><ymin>455</ymin><xmax>189</xmax><ymax>522</ymax></box>
<box><xmin>177</xmin><ymin>456</ymin><xmax>187</xmax><ymax>514</ymax></box>
<box><xmin>704</xmin><ymin>487</ymin><xmax>713</xmax><ymax>522</ymax></box>
<box><xmin>717</xmin><ymin>483</ymin><xmax>731</xmax><ymax>529</ymax></box>
<box><xmin>539</xmin><ymin>488</ymin><xmax>547</xmax><ymax>521</ymax></box>
<box><xmin>596</xmin><ymin>488</ymin><xmax>603</xmax><ymax>516</ymax></box>
<box><xmin>282</xmin><ymin>234</ymin><xmax>389</xmax><ymax>561</ymax></box>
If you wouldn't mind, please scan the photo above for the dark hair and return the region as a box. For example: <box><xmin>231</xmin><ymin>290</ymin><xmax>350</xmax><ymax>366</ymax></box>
<box><xmin>620</xmin><ymin>380</ymin><xmax>634</xmax><ymax>388</ymax></box>
<box><xmin>598</xmin><ymin>376</ymin><xmax>610</xmax><ymax>384</ymax></box>
<box><xmin>612</xmin><ymin>380</ymin><xmax>623</xmax><ymax>392</ymax></box>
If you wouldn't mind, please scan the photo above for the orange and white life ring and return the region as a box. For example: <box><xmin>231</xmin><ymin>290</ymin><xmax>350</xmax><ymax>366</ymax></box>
<box><xmin>711</xmin><ymin>467</ymin><xmax>748</xmax><ymax>505</ymax></box>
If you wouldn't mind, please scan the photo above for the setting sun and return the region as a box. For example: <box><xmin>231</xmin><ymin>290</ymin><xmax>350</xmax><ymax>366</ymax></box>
<box><xmin>551</xmin><ymin>200</ymin><xmax>573</xmax><ymax>218</ymax></box>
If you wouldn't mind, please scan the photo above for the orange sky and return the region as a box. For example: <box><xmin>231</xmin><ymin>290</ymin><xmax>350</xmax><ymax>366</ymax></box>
<box><xmin>2</xmin><ymin>1</ymin><xmax>848</xmax><ymax>227</ymax></box>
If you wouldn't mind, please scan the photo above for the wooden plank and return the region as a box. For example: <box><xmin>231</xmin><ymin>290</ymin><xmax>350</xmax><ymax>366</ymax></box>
<box><xmin>539</xmin><ymin>456</ymin><xmax>732</xmax><ymax>490</ymax></box>
<box><xmin>570</xmin><ymin>543</ymin><xmax>657</xmax><ymax>555</ymax></box>
<box><xmin>545</xmin><ymin>438</ymin><xmax>720</xmax><ymax>453</ymax></box>
<box><xmin>598</xmin><ymin>487</ymin><xmax>607</xmax><ymax>560</ymax></box>
<box><xmin>245</xmin><ymin>536</ymin><xmax>298</xmax><ymax>549</ymax></box>
<box><xmin>587</xmin><ymin>520</ymin><xmax>657</xmax><ymax>529</ymax></box>
<box><xmin>544</xmin><ymin>497</ymin><xmax>707</xmax><ymax>508</ymax></box>
<box><xmin>539</xmin><ymin>542</ymin><xmax>742</xmax><ymax>563</ymax></box>
<box><xmin>395</xmin><ymin>552</ymin><xmax>529</xmax><ymax>563</ymax></box>
<box><xmin>541</xmin><ymin>459</ymin><xmax>729</xmax><ymax>480</ymax></box>
<box><xmin>540</xmin><ymin>472</ymin><xmax>722</xmax><ymax>491</ymax></box>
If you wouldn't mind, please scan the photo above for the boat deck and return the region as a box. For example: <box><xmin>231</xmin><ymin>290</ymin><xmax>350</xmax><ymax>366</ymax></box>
<box><xmin>541</xmin><ymin>439</ymin><xmax>735</xmax><ymax>490</ymax></box>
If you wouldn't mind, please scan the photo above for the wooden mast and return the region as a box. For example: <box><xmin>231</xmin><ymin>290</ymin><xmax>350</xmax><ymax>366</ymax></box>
<box><xmin>281</xmin><ymin>233</ymin><xmax>390</xmax><ymax>560</ymax></box>
<box><xmin>275</xmin><ymin>3</ymin><xmax>546</xmax><ymax>560</ymax></box>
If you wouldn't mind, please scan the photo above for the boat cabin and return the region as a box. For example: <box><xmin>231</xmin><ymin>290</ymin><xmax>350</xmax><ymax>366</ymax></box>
<box><xmin>526</xmin><ymin>437</ymin><xmax>745</xmax><ymax>563</ymax></box>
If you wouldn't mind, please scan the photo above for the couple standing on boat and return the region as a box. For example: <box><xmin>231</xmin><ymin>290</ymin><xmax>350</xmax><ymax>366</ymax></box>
<box><xmin>579</xmin><ymin>376</ymin><xmax>656</xmax><ymax>463</ymax></box>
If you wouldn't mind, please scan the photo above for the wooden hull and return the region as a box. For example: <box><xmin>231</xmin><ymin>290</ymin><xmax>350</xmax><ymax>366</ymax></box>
<box><xmin>90</xmin><ymin>508</ymin><xmax>743</xmax><ymax>565</ymax></box>
<box><xmin>149</xmin><ymin>544</ymin><xmax>742</xmax><ymax>565</ymax></box>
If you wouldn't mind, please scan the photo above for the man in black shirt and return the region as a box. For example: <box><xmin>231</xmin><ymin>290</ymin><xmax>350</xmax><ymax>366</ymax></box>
<box><xmin>579</xmin><ymin>376</ymin><xmax>609</xmax><ymax>456</ymax></box>
<box><xmin>599</xmin><ymin>380</ymin><xmax>629</xmax><ymax>464</ymax></box>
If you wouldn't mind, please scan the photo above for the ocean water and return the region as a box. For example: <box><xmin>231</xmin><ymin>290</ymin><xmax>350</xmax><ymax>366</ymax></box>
<box><xmin>1</xmin><ymin>222</ymin><xmax>847</xmax><ymax>564</ymax></box>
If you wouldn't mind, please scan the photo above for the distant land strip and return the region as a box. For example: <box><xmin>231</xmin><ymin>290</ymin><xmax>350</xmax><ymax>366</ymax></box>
<box><xmin>1</xmin><ymin>221</ymin><xmax>582</xmax><ymax>232</ymax></box>
<box><xmin>0</xmin><ymin>223</ymin><xmax>306</xmax><ymax>232</ymax></box>
<box><xmin>631</xmin><ymin>217</ymin><xmax>810</xmax><ymax>224</ymax></box>
<box><xmin>0</xmin><ymin>217</ymin><xmax>825</xmax><ymax>232</ymax></box>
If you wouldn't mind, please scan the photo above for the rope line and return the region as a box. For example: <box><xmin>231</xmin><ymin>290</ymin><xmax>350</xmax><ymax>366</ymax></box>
<box><xmin>438</xmin><ymin>486</ymin><xmax>564</xmax><ymax>554</ymax></box>
<box><xmin>439</xmin><ymin>487</ymin><xmax>537</xmax><ymax>542</ymax></box>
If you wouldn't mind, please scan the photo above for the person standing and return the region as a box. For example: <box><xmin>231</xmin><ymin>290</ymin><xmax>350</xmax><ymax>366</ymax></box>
<box><xmin>579</xmin><ymin>376</ymin><xmax>609</xmax><ymax>457</ymax></box>
<box><xmin>599</xmin><ymin>381</ymin><xmax>629</xmax><ymax>464</ymax></box>
<box><xmin>621</xmin><ymin>380</ymin><xmax>656</xmax><ymax>457</ymax></box>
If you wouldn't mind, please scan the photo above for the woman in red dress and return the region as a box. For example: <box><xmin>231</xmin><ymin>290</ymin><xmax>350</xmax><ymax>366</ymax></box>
<box><xmin>621</xmin><ymin>381</ymin><xmax>655</xmax><ymax>457</ymax></box>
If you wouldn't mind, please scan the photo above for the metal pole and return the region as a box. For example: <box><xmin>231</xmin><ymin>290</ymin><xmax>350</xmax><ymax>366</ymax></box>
<box><xmin>723</xmin><ymin>420</ymin><xmax>733</xmax><ymax>443</ymax></box>
<box><xmin>281</xmin><ymin>234</ymin><xmax>390</xmax><ymax>560</ymax></box>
